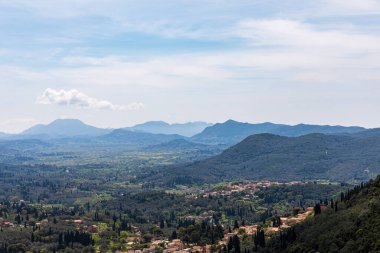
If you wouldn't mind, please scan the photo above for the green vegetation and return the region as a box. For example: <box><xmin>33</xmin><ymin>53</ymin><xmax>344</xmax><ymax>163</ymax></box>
<box><xmin>0</xmin><ymin>158</ymin><xmax>345</xmax><ymax>251</ymax></box>
<box><xmin>260</xmin><ymin>176</ymin><xmax>380</xmax><ymax>252</ymax></box>
<box><xmin>1</xmin><ymin>124</ymin><xmax>379</xmax><ymax>252</ymax></box>
<box><xmin>145</xmin><ymin>134</ymin><xmax>380</xmax><ymax>185</ymax></box>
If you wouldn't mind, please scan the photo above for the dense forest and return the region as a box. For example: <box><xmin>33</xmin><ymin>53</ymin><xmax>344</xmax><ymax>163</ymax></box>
<box><xmin>142</xmin><ymin>133</ymin><xmax>380</xmax><ymax>186</ymax></box>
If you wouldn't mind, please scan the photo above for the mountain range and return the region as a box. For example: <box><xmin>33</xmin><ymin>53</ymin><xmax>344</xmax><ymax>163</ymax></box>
<box><xmin>0</xmin><ymin>119</ymin><xmax>375</xmax><ymax>153</ymax></box>
<box><xmin>2</xmin><ymin>118</ymin><xmax>368</xmax><ymax>141</ymax></box>
<box><xmin>3</xmin><ymin>119</ymin><xmax>212</xmax><ymax>139</ymax></box>
<box><xmin>191</xmin><ymin>120</ymin><xmax>366</xmax><ymax>145</ymax></box>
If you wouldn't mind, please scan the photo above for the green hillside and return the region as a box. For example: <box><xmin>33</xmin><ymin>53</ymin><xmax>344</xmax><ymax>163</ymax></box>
<box><xmin>265</xmin><ymin>175</ymin><xmax>380</xmax><ymax>252</ymax></box>
<box><xmin>144</xmin><ymin>133</ymin><xmax>380</xmax><ymax>186</ymax></box>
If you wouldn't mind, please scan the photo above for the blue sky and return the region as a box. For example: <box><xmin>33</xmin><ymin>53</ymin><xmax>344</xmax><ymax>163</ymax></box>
<box><xmin>1</xmin><ymin>0</ymin><xmax>380</xmax><ymax>133</ymax></box>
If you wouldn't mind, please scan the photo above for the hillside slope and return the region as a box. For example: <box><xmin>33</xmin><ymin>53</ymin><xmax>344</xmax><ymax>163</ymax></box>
<box><xmin>147</xmin><ymin>133</ymin><xmax>380</xmax><ymax>185</ymax></box>
<box><xmin>267</xmin><ymin>175</ymin><xmax>380</xmax><ymax>252</ymax></box>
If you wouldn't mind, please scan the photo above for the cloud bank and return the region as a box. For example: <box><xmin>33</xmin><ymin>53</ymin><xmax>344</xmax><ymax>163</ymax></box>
<box><xmin>36</xmin><ymin>88</ymin><xmax>144</xmax><ymax>111</ymax></box>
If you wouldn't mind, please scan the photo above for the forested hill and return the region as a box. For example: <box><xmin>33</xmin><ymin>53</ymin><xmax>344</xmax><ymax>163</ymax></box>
<box><xmin>145</xmin><ymin>133</ymin><xmax>380</xmax><ymax>186</ymax></box>
<box><xmin>266</xmin><ymin>175</ymin><xmax>380</xmax><ymax>252</ymax></box>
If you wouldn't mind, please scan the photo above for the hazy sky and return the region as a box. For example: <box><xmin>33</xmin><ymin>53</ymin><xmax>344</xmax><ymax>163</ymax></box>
<box><xmin>1</xmin><ymin>0</ymin><xmax>380</xmax><ymax>133</ymax></box>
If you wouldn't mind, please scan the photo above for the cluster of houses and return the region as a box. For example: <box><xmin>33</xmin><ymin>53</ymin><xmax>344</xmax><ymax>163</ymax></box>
<box><xmin>184</xmin><ymin>210</ymin><xmax>216</xmax><ymax>223</ymax></box>
<box><xmin>0</xmin><ymin>189</ymin><xmax>319</xmax><ymax>253</ymax></box>
<box><xmin>218</xmin><ymin>225</ymin><xmax>259</xmax><ymax>247</ymax></box>
<box><xmin>0</xmin><ymin>220</ymin><xmax>14</xmax><ymax>228</ymax></box>
<box><xmin>197</xmin><ymin>181</ymin><xmax>301</xmax><ymax>199</ymax></box>
<box><xmin>266</xmin><ymin>207</ymin><xmax>316</xmax><ymax>234</ymax></box>
<box><xmin>63</xmin><ymin>219</ymin><xmax>100</xmax><ymax>233</ymax></box>
<box><xmin>120</xmin><ymin>205</ymin><xmax>318</xmax><ymax>253</ymax></box>
<box><xmin>119</xmin><ymin>207</ymin><xmax>314</xmax><ymax>253</ymax></box>
<box><xmin>118</xmin><ymin>239</ymin><xmax>214</xmax><ymax>253</ymax></box>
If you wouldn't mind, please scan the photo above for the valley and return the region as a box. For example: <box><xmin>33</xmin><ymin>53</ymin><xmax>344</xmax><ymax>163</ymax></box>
<box><xmin>0</xmin><ymin>119</ymin><xmax>378</xmax><ymax>252</ymax></box>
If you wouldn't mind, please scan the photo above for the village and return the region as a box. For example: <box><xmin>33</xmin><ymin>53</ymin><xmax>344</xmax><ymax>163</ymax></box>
<box><xmin>0</xmin><ymin>195</ymin><xmax>325</xmax><ymax>253</ymax></box>
<box><xmin>115</xmin><ymin>205</ymin><xmax>317</xmax><ymax>253</ymax></box>
<box><xmin>0</xmin><ymin>181</ymin><xmax>327</xmax><ymax>252</ymax></box>
<box><xmin>185</xmin><ymin>181</ymin><xmax>302</xmax><ymax>200</ymax></box>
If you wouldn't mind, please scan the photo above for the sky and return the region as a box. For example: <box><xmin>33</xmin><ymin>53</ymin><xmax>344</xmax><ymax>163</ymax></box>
<box><xmin>1</xmin><ymin>0</ymin><xmax>380</xmax><ymax>133</ymax></box>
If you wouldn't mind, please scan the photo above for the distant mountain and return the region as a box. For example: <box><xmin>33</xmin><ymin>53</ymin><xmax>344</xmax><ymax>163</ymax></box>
<box><xmin>191</xmin><ymin>120</ymin><xmax>366</xmax><ymax>145</ymax></box>
<box><xmin>21</xmin><ymin>119</ymin><xmax>111</xmax><ymax>138</ymax></box>
<box><xmin>147</xmin><ymin>133</ymin><xmax>380</xmax><ymax>185</ymax></box>
<box><xmin>191</xmin><ymin>120</ymin><xmax>283</xmax><ymax>144</ymax></box>
<box><xmin>127</xmin><ymin>121</ymin><xmax>213</xmax><ymax>137</ymax></box>
<box><xmin>0</xmin><ymin>128</ymin><xmax>188</xmax><ymax>152</ymax></box>
<box><xmin>99</xmin><ymin>129</ymin><xmax>186</xmax><ymax>147</ymax></box>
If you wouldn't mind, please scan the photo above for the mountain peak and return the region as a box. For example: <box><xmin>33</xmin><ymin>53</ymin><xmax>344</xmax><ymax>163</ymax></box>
<box><xmin>127</xmin><ymin>121</ymin><xmax>212</xmax><ymax>137</ymax></box>
<box><xmin>21</xmin><ymin>118</ymin><xmax>110</xmax><ymax>138</ymax></box>
<box><xmin>133</xmin><ymin>121</ymin><xmax>170</xmax><ymax>128</ymax></box>
<box><xmin>224</xmin><ymin>119</ymin><xmax>240</xmax><ymax>124</ymax></box>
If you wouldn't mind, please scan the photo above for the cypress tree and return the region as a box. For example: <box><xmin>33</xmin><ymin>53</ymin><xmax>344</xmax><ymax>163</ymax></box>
<box><xmin>233</xmin><ymin>220</ymin><xmax>239</xmax><ymax>230</ymax></box>
<box><xmin>313</xmin><ymin>203</ymin><xmax>321</xmax><ymax>215</ymax></box>
<box><xmin>232</xmin><ymin>235</ymin><xmax>240</xmax><ymax>253</ymax></box>
<box><xmin>171</xmin><ymin>230</ymin><xmax>177</xmax><ymax>240</ymax></box>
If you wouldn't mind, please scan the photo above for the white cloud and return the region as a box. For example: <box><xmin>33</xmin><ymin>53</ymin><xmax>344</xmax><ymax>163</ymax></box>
<box><xmin>47</xmin><ymin>17</ymin><xmax>380</xmax><ymax>85</ymax></box>
<box><xmin>320</xmin><ymin>0</ymin><xmax>380</xmax><ymax>15</ymax></box>
<box><xmin>1</xmin><ymin>1</ymin><xmax>380</xmax><ymax>128</ymax></box>
<box><xmin>36</xmin><ymin>88</ymin><xmax>144</xmax><ymax>110</ymax></box>
<box><xmin>3</xmin><ymin>15</ymin><xmax>380</xmax><ymax>88</ymax></box>
<box><xmin>235</xmin><ymin>19</ymin><xmax>380</xmax><ymax>51</ymax></box>
<box><xmin>62</xmin><ymin>56</ymin><xmax>121</xmax><ymax>66</ymax></box>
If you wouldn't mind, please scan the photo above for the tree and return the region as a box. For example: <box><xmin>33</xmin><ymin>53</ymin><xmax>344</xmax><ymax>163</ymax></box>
<box><xmin>160</xmin><ymin>219</ymin><xmax>165</xmax><ymax>229</ymax></box>
<box><xmin>272</xmin><ymin>216</ymin><xmax>282</xmax><ymax>227</ymax></box>
<box><xmin>228</xmin><ymin>237</ymin><xmax>234</xmax><ymax>253</ymax></box>
<box><xmin>258</xmin><ymin>229</ymin><xmax>265</xmax><ymax>247</ymax></box>
<box><xmin>314</xmin><ymin>203</ymin><xmax>321</xmax><ymax>216</ymax></box>
<box><xmin>234</xmin><ymin>220</ymin><xmax>239</xmax><ymax>230</ymax></box>
<box><xmin>171</xmin><ymin>230</ymin><xmax>177</xmax><ymax>240</ymax></box>
<box><xmin>232</xmin><ymin>235</ymin><xmax>240</xmax><ymax>253</ymax></box>
<box><xmin>254</xmin><ymin>229</ymin><xmax>265</xmax><ymax>248</ymax></box>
